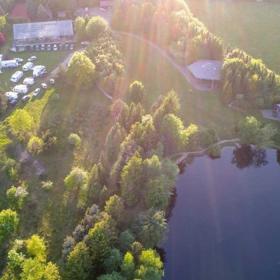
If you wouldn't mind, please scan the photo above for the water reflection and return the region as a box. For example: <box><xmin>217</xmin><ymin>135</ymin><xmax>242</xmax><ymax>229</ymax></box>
<box><xmin>232</xmin><ymin>145</ymin><xmax>268</xmax><ymax>169</ymax></box>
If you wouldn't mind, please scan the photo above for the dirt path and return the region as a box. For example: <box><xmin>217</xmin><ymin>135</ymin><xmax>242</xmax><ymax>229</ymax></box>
<box><xmin>114</xmin><ymin>31</ymin><xmax>214</xmax><ymax>92</ymax></box>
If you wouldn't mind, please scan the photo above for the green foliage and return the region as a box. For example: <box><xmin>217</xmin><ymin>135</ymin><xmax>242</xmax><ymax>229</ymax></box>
<box><xmin>8</xmin><ymin>109</ymin><xmax>35</xmax><ymax>141</ymax></box>
<box><xmin>118</xmin><ymin>230</ymin><xmax>135</xmax><ymax>253</ymax></box>
<box><xmin>238</xmin><ymin>116</ymin><xmax>277</xmax><ymax>147</ymax></box>
<box><xmin>120</xmin><ymin>153</ymin><xmax>143</xmax><ymax>207</ymax></box>
<box><xmin>67</xmin><ymin>52</ymin><xmax>96</xmax><ymax>91</ymax></box>
<box><xmin>64</xmin><ymin>242</ymin><xmax>92</xmax><ymax>280</ymax></box>
<box><xmin>68</xmin><ymin>133</ymin><xmax>81</xmax><ymax>147</ymax></box>
<box><xmin>86</xmin><ymin>16</ymin><xmax>108</xmax><ymax>39</ymax></box>
<box><xmin>6</xmin><ymin>185</ymin><xmax>28</xmax><ymax>210</ymax></box>
<box><xmin>103</xmin><ymin>248</ymin><xmax>122</xmax><ymax>273</ymax></box>
<box><xmin>26</xmin><ymin>235</ymin><xmax>47</xmax><ymax>261</ymax></box>
<box><xmin>74</xmin><ymin>16</ymin><xmax>86</xmax><ymax>41</ymax></box>
<box><xmin>104</xmin><ymin>195</ymin><xmax>124</xmax><ymax>223</ymax></box>
<box><xmin>121</xmin><ymin>252</ymin><xmax>135</xmax><ymax>280</ymax></box>
<box><xmin>127</xmin><ymin>81</ymin><xmax>145</xmax><ymax>104</ymax></box>
<box><xmin>0</xmin><ymin>16</ymin><xmax>7</xmax><ymax>32</ymax></box>
<box><xmin>136</xmin><ymin>210</ymin><xmax>167</xmax><ymax>248</ymax></box>
<box><xmin>97</xmin><ymin>272</ymin><xmax>125</xmax><ymax>280</ymax></box>
<box><xmin>135</xmin><ymin>249</ymin><xmax>163</xmax><ymax>280</ymax></box>
<box><xmin>0</xmin><ymin>209</ymin><xmax>18</xmax><ymax>246</ymax></box>
<box><xmin>41</xmin><ymin>180</ymin><xmax>54</xmax><ymax>191</ymax></box>
<box><xmin>27</xmin><ymin>136</ymin><xmax>44</xmax><ymax>155</ymax></box>
<box><xmin>221</xmin><ymin>49</ymin><xmax>280</xmax><ymax>108</ymax></box>
<box><xmin>64</xmin><ymin>167</ymin><xmax>89</xmax><ymax>190</ymax></box>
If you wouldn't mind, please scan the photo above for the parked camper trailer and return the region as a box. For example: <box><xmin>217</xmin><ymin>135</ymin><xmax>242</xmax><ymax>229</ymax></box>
<box><xmin>1</xmin><ymin>60</ymin><xmax>19</xmax><ymax>69</ymax></box>
<box><xmin>23</xmin><ymin>77</ymin><xmax>35</xmax><ymax>86</ymax></box>
<box><xmin>33</xmin><ymin>65</ymin><xmax>47</xmax><ymax>77</ymax></box>
<box><xmin>10</xmin><ymin>71</ymin><xmax>23</xmax><ymax>83</ymax></box>
<box><xmin>13</xmin><ymin>84</ymin><xmax>29</xmax><ymax>95</ymax></box>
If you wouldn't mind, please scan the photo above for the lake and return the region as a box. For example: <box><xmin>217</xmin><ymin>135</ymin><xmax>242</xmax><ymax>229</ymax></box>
<box><xmin>163</xmin><ymin>146</ymin><xmax>280</xmax><ymax>280</ymax></box>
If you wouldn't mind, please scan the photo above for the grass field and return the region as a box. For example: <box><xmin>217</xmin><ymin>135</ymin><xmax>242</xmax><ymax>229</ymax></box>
<box><xmin>186</xmin><ymin>0</ymin><xmax>280</xmax><ymax>74</ymax></box>
<box><xmin>120</xmin><ymin>35</ymin><xmax>243</xmax><ymax>138</ymax></box>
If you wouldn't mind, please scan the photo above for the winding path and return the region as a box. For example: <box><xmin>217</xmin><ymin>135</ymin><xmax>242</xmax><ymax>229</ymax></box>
<box><xmin>114</xmin><ymin>31</ymin><xmax>214</xmax><ymax>92</ymax></box>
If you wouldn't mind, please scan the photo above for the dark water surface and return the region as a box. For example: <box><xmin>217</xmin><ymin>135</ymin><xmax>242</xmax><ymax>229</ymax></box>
<box><xmin>163</xmin><ymin>147</ymin><xmax>280</xmax><ymax>280</ymax></box>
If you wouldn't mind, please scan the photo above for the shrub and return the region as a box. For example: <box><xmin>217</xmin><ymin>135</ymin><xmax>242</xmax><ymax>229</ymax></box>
<box><xmin>68</xmin><ymin>133</ymin><xmax>81</xmax><ymax>147</ymax></box>
<box><xmin>41</xmin><ymin>180</ymin><xmax>54</xmax><ymax>191</ymax></box>
<box><xmin>27</xmin><ymin>136</ymin><xmax>44</xmax><ymax>155</ymax></box>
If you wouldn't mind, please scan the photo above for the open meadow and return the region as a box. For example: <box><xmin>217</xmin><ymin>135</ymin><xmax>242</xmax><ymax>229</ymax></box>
<box><xmin>186</xmin><ymin>0</ymin><xmax>280</xmax><ymax>73</ymax></box>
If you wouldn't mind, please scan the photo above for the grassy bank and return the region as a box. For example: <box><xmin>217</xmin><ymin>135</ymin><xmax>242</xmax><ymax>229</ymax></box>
<box><xmin>186</xmin><ymin>0</ymin><xmax>280</xmax><ymax>73</ymax></box>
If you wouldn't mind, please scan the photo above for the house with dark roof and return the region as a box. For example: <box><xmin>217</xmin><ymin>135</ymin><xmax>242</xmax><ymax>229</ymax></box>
<box><xmin>13</xmin><ymin>20</ymin><xmax>75</xmax><ymax>52</ymax></box>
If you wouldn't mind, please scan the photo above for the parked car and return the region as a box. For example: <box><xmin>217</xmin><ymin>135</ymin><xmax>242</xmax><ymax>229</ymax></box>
<box><xmin>22</xmin><ymin>95</ymin><xmax>31</xmax><ymax>102</ymax></box>
<box><xmin>53</xmin><ymin>44</ymin><xmax>58</xmax><ymax>51</ymax></box>
<box><xmin>13</xmin><ymin>84</ymin><xmax>29</xmax><ymax>95</ymax></box>
<box><xmin>23</xmin><ymin>77</ymin><xmax>35</xmax><ymax>86</ymax></box>
<box><xmin>49</xmin><ymin>78</ymin><xmax>55</xmax><ymax>85</ymax></box>
<box><xmin>33</xmin><ymin>65</ymin><xmax>47</xmax><ymax>77</ymax></box>
<box><xmin>5</xmin><ymin>91</ymin><xmax>19</xmax><ymax>105</ymax></box>
<box><xmin>22</xmin><ymin>62</ymin><xmax>34</xmax><ymax>71</ymax></box>
<box><xmin>41</xmin><ymin>83</ymin><xmax>48</xmax><ymax>89</ymax></box>
<box><xmin>32</xmin><ymin>88</ymin><xmax>41</xmax><ymax>97</ymax></box>
<box><xmin>10</xmin><ymin>71</ymin><xmax>23</xmax><ymax>83</ymax></box>
<box><xmin>81</xmin><ymin>41</ymin><xmax>90</xmax><ymax>47</ymax></box>
<box><xmin>28</xmin><ymin>56</ymin><xmax>37</xmax><ymax>62</ymax></box>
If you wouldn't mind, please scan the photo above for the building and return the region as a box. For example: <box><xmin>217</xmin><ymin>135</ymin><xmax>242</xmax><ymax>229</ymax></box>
<box><xmin>13</xmin><ymin>20</ymin><xmax>75</xmax><ymax>52</ymax></box>
<box><xmin>187</xmin><ymin>60</ymin><xmax>222</xmax><ymax>89</ymax></box>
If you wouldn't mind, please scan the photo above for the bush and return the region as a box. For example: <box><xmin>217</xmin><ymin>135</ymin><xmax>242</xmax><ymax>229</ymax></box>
<box><xmin>68</xmin><ymin>133</ymin><xmax>81</xmax><ymax>147</ymax></box>
<box><xmin>27</xmin><ymin>136</ymin><xmax>44</xmax><ymax>155</ymax></box>
<box><xmin>41</xmin><ymin>180</ymin><xmax>54</xmax><ymax>191</ymax></box>
<box><xmin>86</xmin><ymin>16</ymin><xmax>108</xmax><ymax>39</ymax></box>
<box><xmin>64</xmin><ymin>167</ymin><xmax>89</xmax><ymax>190</ymax></box>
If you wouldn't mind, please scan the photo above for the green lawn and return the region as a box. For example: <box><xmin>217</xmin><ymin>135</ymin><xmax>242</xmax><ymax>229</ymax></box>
<box><xmin>186</xmin><ymin>0</ymin><xmax>280</xmax><ymax>73</ymax></box>
<box><xmin>120</xmin><ymin>34</ymin><xmax>243</xmax><ymax>138</ymax></box>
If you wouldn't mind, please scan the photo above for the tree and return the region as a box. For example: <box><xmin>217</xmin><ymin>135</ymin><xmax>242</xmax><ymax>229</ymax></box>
<box><xmin>6</xmin><ymin>185</ymin><xmax>28</xmax><ymax>210</ymax></box>
<box><xmin>137</xmin><ymin>210</ymin><xmax>167</xmax><ymax>248</ymax></box>
<box><xmin>64</xmin><ymin>167</ymin><xmax>89</xmax><ymax>190</ymax></box>
<box><xmin>152</xmin><ymin>91</ymin><xmax>180</xmax><ymax>129</ymax></box>
<box><xmin>0</xmin><ymin>16</ymin><xmax>6</xmax><ymax>32</ymax></box>
<box><xmin>238</xmin><ymin>116</ymin><xmax>277</xmax><ymax>147</ymax></box>
<box><xmin>74</xmin><ymin>16</ymin><xmax>86</xmax><ymax>41</ymax></box>
<box><xmin>27</xmin><ymin>136</ymin><xmax>44</xmax><ymax>155</ymax></box>
<box><xmin>121</xmin><ymin>252</ymin><xmax>135</xmax><ymax>279</ymax></box>
<box><xmin>68</xmin><ymin>133</ymin><xmax>81</xmax><ymax>147</ymax></box>
<box><xmin>118</xmin><ymin>230</ymin><xmax>135</xmax><ymax>253</ymax></box>
<box><xmin>127</xmin><ymin>81</ymin><xmax>145</xmax><ymax>104</ymax></box>
<box><xmin>67</xmin><ymin>52</ymin><xmax>96</xmax><ymax>91</ymax></box>
<box><xmin>0</xmin><ymin>209</ymin><xmax>18</xmax><ymax>246</ymax></box>
<box><xmin>97</xmin><ymin>272</ymin><xmax>125</xmax><ymax>280</ymax></box>
<box><xmin>64</xmin><ymin>242</ymin><xmax>92</xmax><ymax>280</ymax></box>
<box><xmin>103</xmin><ymin>248</ymin><xmax>122</xmax><ymax>273</ymax></box>
<box><xmin>86</xmin><ymin>16</ymin><xmax>108</xmax><ymax>39</ymax></box>
<box><xmin>8</xmin><ymin>109</ymin><xmax>35</xmax><ymax>141</ymax></box>
<box><xmin>26</xmin><ymin>235</ymin><xmax>47</xmax><ymax>261</ymax></box>
<box><xmin>120</xmin><ymin>153</ymin><xmax>144</xmax><ymax>207</ymax></box>
<box><xmin>104</xmin><ymin>195</ymin><xmax>124</xmax><ymax>223</ymax></box>
<box><xmin>135</xmin><ymin>249</ymin><xmax>163</xmax><ymax>280</ymax></box>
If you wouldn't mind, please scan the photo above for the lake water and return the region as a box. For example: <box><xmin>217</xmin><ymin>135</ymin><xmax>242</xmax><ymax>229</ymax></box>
<box><xmin>163</xmin><ymin>146</ymin><xmax>280</xmax><ymax>280</ymax></box>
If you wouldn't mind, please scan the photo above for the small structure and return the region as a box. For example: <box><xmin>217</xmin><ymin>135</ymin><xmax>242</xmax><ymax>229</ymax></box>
<box><xmin>187</xmin><ymin>60</ymin><xmax>222</xmax><ymax>89</ymax></box>
<box><xmin>13</xmin><ymin>20</ymin><xmax>75</xmax><ymax>52</ymax></box>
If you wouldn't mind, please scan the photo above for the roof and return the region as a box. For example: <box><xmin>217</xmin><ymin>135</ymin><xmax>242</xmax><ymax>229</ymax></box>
<box><xmin>188</xmin><ymin>60</ymin><xmax>222</xmax><ymax>81</ymax></box>
<box><xmin>10</xmin><ymin>3</ymin><xmax>29</xmax><ymax>19</ymax></box>
<box><xmin>13</xmin><ymin>20</ymin><xmax>74</xmax><ymax>41</ymax></box>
